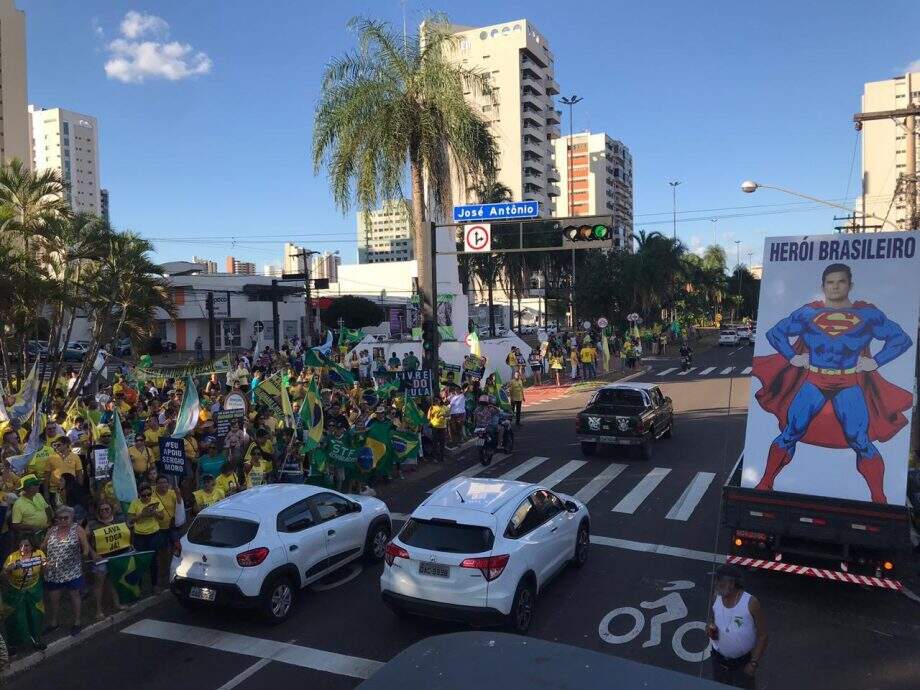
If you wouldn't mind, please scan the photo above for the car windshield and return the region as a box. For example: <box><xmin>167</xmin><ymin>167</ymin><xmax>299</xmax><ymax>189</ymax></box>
<box><xmin>593</xmin><ymin>388</ymin><xmax>646</xmax><ymax>406</ymax></box>
<box><xmin>187</xmin><ymin>515</ymin><xmax>258</xmax><ymax>548</ymax></box>
<box><xmin>399</xmin><ymin>518</ymin><xmax>494</xmax><ymax>554</ymax></box>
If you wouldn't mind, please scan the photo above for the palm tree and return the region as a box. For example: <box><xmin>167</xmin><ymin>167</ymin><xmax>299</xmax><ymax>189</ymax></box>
<box><xmin>0</xmin><ymin>158</ymin><xmax>69</xmax><ymax>245</ymax></box>
<box><xmin>313</xmin><ymin>16</ymin><xmax>497</xmax><ymax>364</ymax></box>
<box><xmin>465</xmin><ymin>179</ymin><xmax>511</xmax><ymax>335</ymax></box>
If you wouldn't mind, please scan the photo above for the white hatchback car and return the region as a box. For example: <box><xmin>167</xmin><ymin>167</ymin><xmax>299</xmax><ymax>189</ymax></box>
<box><xmin>380</xmin><ymin>477</ymin><xmax>590</xmax><ymax>633</ymax></box>
<box><xmin>171</xmin><ymin>484</ymin><xmax>391</xmax><ymax>623</ymax></box>
<box><xmin>718</xmin><ymin>329</ymin><xmax>740</xmax><ymax>346</ymax></box>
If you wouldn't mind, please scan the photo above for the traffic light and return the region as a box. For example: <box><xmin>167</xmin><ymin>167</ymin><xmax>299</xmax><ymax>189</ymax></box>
<box><xmin>563</xmin><ymin>223</ymin><xmax>611</xmax><ymax>242</ymax></box>
<box><xmin>422</xmin><ymin>319</ymin><xmax>440</xmax><ymax>353</ymax></box>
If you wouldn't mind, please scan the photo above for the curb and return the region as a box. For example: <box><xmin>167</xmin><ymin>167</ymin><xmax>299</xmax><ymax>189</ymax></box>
<box><xmin>3</xmin><ymin>590</ymin><xmax>171</xmax><ymax>680</ymax></box>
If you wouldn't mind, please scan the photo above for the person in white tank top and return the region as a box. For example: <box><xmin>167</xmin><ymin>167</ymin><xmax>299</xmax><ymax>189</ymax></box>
<box><xmin>707</xmin><ymin>564</ymin><xmax>768</xmax><ymax>689</ymax></box>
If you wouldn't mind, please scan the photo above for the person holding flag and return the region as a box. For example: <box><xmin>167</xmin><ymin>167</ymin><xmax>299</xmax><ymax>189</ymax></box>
<box><xmin>3</xmin><ymin>537</ymin><xmax>48</xmax><ymax>652</ymax></box>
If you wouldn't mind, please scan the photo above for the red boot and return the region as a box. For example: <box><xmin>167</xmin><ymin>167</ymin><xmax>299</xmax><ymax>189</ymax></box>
<box><xmin>856</xmin><ymin>454</ymin><xmax>887</xmax><ymax>504</ymax></box>
<box><xmin>755</xmin><ymin>443</ymin><xmax>792</xmax><ymax>491</ymax></box>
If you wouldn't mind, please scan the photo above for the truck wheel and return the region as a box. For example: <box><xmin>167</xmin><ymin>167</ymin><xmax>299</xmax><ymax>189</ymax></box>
<box><xmin>663</xmin><ymin>418</ymin><xmax>673</xmax><ymax>439</ymax></box>
<box><xmin>581</xmin><ymin>442</ymin><xmax>597</xmax><ymax>456</ymax></box>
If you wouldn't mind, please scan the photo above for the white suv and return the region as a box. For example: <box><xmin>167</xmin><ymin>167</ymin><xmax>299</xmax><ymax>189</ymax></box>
<box><xmin>171</xmin><ymin>484</ymin><xmax>391</xmax><ymax>623</ymax></box>
<box><xmin>718</xmin><ymin>329</ymin><xmax>740</xmax><ymax>346</ymax></box>
<box><xmin>380</xmin><ymin>477</ymin><xmax>590</xmax><ymax>633</ymax></box>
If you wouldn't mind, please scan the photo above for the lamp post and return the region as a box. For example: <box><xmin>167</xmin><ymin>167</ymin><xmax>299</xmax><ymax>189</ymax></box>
<box><xmin>561</xmin><ymin>94</ymin><xmax>583</xmax><ymax>329</ymax></box>
<box><xmin>710</xmin><ymin>218</ymin><xmax>718</xmax><ymax>247</ymax></box>
<box><xmin>739</xmin><ymin>180</ymin><xmax>896</xmax><ymax>229</ymax></box>
<box><xmin>669</xmin><ymin>180</ymin><xmax>682</xmax><ymax>240</ymax></box>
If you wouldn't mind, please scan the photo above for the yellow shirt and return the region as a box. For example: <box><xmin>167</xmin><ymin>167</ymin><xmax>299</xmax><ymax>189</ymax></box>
<box><xmin>91</xmin><ymin>522</ymin><xmax>131</xmax><ymax>556</ymax></box>
<box><xmin>3</xmin><ymin>550</ymin><xmax>45</xmax><ymax>589</ymax></box>
<box><xmin>184</xmin><ymin>436</ymin><xmax>199</xmax><ymax>459</ymax></box>
<box><xmin>154</xmin><ymin>489</ymin><xmax>178</xmax><ymax>530</ymax></box>
<box><xmin>144</xmin><ymin>428</ymin><xmax>165</xmax><ymax>458</ymax></box>
<box><xmin>215</xmin><ymin>472</ymin><xmax>239</xmax><ymax>496</ymax></box>
<box><xmin>193</xmin><ymin>487</ymin><xmax>225</xmax><ymax>510</ymax></box>
<box><xmin>128</xmin><ymin>496</ymin><xmax>165</xmax><ymax>536</ymax></box>
<box><xmin>116</xmin><ymin>400</ymin><xmax>131</xmax><ymax>416</ymax></box>
<box><xmin>12</xmin><ymin>494</ymin><xmax>50</xmax><ymax>530</ymax></box>
<box><xmin>427</xmin><ymin>404</ymin><xmax>448</xmax><ymax>429</ymax></box>
<box><xmin>580</xmin><ymin>347</ymin><xmax>595</xmax><ymax>364</ymax></box>
<box><xmin>508</xmin><ymin>379</ymin><xmax>525</xmax><ymax>402</ymax></box>
<box><xmin>129</xmin><ymin>446</ymin><xmax>154</xmax><ymax>474</ymax></box>
<box><xmin>245</xmin><ymin>459</ymin><xmax>273</xmax><ymax>488</ymax></box>
<box><xmin>28</xmin><ymin>448</ymin><xmax>58</xmax><ymax>481</ymax></box>
<box><xmin>48</xmin><ymin>452</ymin><xmax>83</xmax><ymax>486</ymax></box>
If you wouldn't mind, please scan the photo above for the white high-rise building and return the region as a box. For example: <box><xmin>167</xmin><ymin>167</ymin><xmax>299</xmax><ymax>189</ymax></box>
<box><xmin>0</xmin><ymin>0</ymin><xmax>28</xmax><ymax>165</ymax></box>
<box><xmin>444</xmin><ymin>20</ymin><xmax>561</xmax><ymax>214</ymax></box>
<box><xmin>191</xmin><ymin>256</ymin><xmax>217</xmax><ymax>274</ymax></box>
<box><xmin>28</xmin><ymin>106</ymin><xmax>101</xmax><ymax>215</ymax></box>
<box><xmin>263</xmin><ymin>264</ymin><xmax>282</xmax><ymax>278</ymax></box>
<box><xmin>311</xmin><ymin>251</ymin><xmax>340</xmax><ymax>283</ymax></box>
<box><xmin>553</xmin><ymin>131</ymin><xmax>633</xmax><ymax>247</ymax></box>
<box><xmin>357</xmin><ymin>199</ymin><xmax>414</xmax><ymax>264</ymax></box>
<box><xmin>859</xmin><ymin>72</ymin><xmax>920</xmax><ymax>231</ymax></box>
<box><xmin>283</xmin><ymin>242</ymin><xmax>305</xmax><ymax>274</ymax></box>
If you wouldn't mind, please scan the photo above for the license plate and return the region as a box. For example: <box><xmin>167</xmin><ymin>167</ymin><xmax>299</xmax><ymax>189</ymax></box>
<box><xmin>418</xmin><ymin>561</ymin><xmax>449</xmax><ymax>577</ymax></box>
<box><xmin>189</xmin><ymin>586</ymin><xmax>217</xmax><ymax>601</ymax></box>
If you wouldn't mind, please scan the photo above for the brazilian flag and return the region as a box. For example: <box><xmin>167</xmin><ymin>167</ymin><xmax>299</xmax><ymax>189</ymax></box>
<box><xmin>339</xmin><ymin>326</ymin><xmax>364</xmax><ymax>347</ymax></box>
<box><xmin>403</xmin><ymin>395</ymin><xmax>426</xmax><ymax>430</ymax></box>
<box><xmin>106</xmin><ymin>550</ymin><xmax>155</xmax><ymax>604</ymax></box>
<box><xmin>391</xmin><ymin>429</ymin><xmax>420</xmax><ymax>464</ymax></box>
<box><xmin>303</xmin><ymin>348</ymin><xmax>326</xmax><ymax>369</ymax></box>
<box><xmin>493</xmin><ymin>371</ymin><xmax>512</xmax><ymax>413</ymax></box>
<box><xmin>327</xmin><ymin>360</ymin><xmax>355</xmax><ymax>388</ymax></box>
<box><xmin>300</xmin><ymin>379</ymin><xmax>324</xmax><ymax>450</ymax></box>
<box><xmin>360</xmin><ymin>420</ymin><xmax>392</xmax><ymax>473</ymax></box>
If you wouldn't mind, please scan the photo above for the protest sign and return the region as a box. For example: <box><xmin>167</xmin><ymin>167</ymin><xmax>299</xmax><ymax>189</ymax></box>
<box><xmin>223</xmin><ymin>392</ymin><xmax>247</xmax><ymax>412</ymax></box>
<box><xmin>135</xmin><ymin>354</ymin><xmax>231</xmax><ymax>381</ymax></box>
<box><xmin>462</xmin><ymin>354</ymin><xmax>487</xmax><ymax>383</ymax></box>
<box><xmin>439</xmin><ymin>363</ymin><xmax>462</xmax><ymax>387</ymax></box>
<box><xmin>93</xmin><ymin>447</ymin><xmax>111</xmax><ymax>480</ymax></box>
<box><xmin>215</xmin><ymin>409</ymin><xmax>245</xmax><ymax>443</ymax></box>
<box><xmin>397</xmin><ymin>370</ymin><xmax>433</xmax><ymax>398</ymax></box>
<box><xmin>157</xmin><ymin>437</ymin><xmax>187</xmax><ymax>477</ymax></box>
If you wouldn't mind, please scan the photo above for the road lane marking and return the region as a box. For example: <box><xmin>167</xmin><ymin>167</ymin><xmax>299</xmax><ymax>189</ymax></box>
<box><xmin>719</xmin><ymin>367</ymin><xmax>733</xmax><ymax>375</ymax></box>
<box><xmin>123</xmin><ymin>620</ymin><xmax>384</xmax><ymax>679</ymax></box>
<box><xmin>590</xmin><ymin>535</ymin><xmax>724</xmax><ymax>564</ymax></box>
<box><xmin>538</xmin><ymin>460</ymin><xmax>587</xmax><ymax>489</ymax></box>
<box><xmin>676</xmin><ymin>367</ymin><xmax>695</xmax><ymax>376</ymax></box>
<box><xmin>665</xmin><ymin>472</ymin><xmax>716</xmax><ymax>521</ymax></box>
<box><xmin>500</xmin><ymin>455</ymin><xmax>549</xmax><ymax>481</ymax></box>
<box><xmin>741</xmin><ymin>366</ymin><xmax>752</xmax><ymax>375</ymax></box>
<box><xmin>657</xmin><ymin>367</ymin><xmax>677</xmax><ymax>376</ymax></box>
<box><xmin>698</xmin><ymin>367</ymin><xmax>715</xmax><ymax>376</ymax></box>
<box><xmin>573</xmin><ymin>463</ymin><xmax>628</xmax><ymax>504</ymax></box>
<box><xmin>611</xmin><ymin>467</ymin><xmax>671</xmax><ymax>514</ymax></box>
<box><xmin>216</xmin><ymin>658</ymin><xmax>274</xmax><ymax>690</ymax></box>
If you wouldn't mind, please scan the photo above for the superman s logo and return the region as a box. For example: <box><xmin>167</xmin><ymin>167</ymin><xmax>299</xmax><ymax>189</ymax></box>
<box><xmin>813</xmin><ymin>311</ymin><xmax>861</xmax><ymax>336</ymax></box>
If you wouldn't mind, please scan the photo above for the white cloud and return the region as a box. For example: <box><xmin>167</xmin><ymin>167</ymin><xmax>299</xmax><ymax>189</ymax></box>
<box><xmin>906</xmin><ymin>59</ymin><xmax>920</xmax><ymax>74</ymax></box>
<box><xmin>91</xmin><ymin>18</ymin><xmax>104</xmax><ymax>38</ymax></box>
<box><xmin>103</xmin><ymin>12</ymin><xmax>211</xmax><ymax>84</ymax></box>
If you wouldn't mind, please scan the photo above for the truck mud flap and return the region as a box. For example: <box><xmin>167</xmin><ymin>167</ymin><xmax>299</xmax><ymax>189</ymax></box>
<box><xmin>726</xmin><ymin>555</ymin><xmax>901</xmax><ymax>591</ymax></box>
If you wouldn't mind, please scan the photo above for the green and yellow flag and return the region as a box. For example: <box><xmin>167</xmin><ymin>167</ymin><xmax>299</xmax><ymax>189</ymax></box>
<box><xmin>303</xmin><ymin>348</ymin><xmax>326</xmax><ymax>369</ymax></box>
<box><xmin>359</xmin><ymin>421</ymin><xmax>391</xmax><ymax>472</ymax></box>
<box><xmin>402</xmin><ymin>395</ymin><xmax>426</xmax><ymax>429</ymax></box>
<box><xmin>326</xmin><ymin>359</ymin><xmax>355</xmax><ymax>388</ymax></box>
<box><xmin>391</xmin><ymin>429</ymin><xmax>420</xmax><ymax>464</ymax></box>
<box><xmin>106</xmin><ymin>550</ymin><xmax>155</xmax><ymax>604</ymax></box>
<box><xmin>300</xmin><ymin>379</ymin><xmax>324</xmax><ymax>450</ymax></box>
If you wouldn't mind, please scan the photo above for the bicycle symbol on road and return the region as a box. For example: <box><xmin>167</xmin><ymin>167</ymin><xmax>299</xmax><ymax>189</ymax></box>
<box><xmin>598</xmin><ymin>580</ymin><xmax>711</xmax><ymax>663</ymax></box>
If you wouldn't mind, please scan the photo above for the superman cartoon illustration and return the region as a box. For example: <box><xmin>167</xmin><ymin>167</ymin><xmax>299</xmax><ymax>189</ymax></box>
<box><xmin>752</xmin><ymin>263</ymin><xmax>913</xmax><ymax>503</ymax></box>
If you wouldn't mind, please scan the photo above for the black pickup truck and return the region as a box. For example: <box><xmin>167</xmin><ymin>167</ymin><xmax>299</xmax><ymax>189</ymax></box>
<box><xmin>575</xmin><ymin>383</ymin><xmax>673</xmax><ymax>459</ymax></box>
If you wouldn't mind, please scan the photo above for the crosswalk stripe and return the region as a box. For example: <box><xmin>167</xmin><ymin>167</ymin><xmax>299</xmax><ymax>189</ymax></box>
<box><xmin>573</xmin><ymin>463</ymin><xmax>628</xmax><ymax>504</ymax></box>
<box><xmin>665</xmin><ymin>472</ymin><xmax>716</xmax><ymax>521</ymax></box>
<box><xmin>741</xmin><ymin>366</ymin><xmax>752</xmax><ymax>375</ymax></box>
<box><xmin>698</xmin><ymin>367</ymin><xmax>715</xmax><ymax>375</ymax></box>
<box><xmin>499</xmin><ymin>456</ymin><xmax>550</xmax><ymax>481</ymax></box>
<box><xmin>676</xmin><ymin>367</ymin><xmax>696</xmax><ymax>376</ymax></box>
<box><xmin>657</xmin><ymin>367</ymin><xmax>678</xmax><ymax>377</ymax></box>
<box><xmin>612</xmin><ymin>467</ymin><xmax>671</xmax><ymax>514</ymax></box>
<box><xmin>720</xmin><ymin>367</ymin><xmax>733</xmax><ymax>375</ymax></box>
<box><xmin>537</xmin><ymin>460</ymin><xmax>587</xmax><ymax>490</ymax></box>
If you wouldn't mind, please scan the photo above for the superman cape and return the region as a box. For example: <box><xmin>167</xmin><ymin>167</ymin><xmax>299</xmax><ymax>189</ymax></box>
<box><xmin>753</xmin><ymin>302</ymin><xmax>913</xmax><ymax>449</ymax></box>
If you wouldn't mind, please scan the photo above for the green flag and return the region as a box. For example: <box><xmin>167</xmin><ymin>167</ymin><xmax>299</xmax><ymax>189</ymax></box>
<box><xmin>299</xmin><ymin>379</ymin><xmax>324</xmax><ymax>450</ymax></box>
<box><xmin>403</xmin><ymin>395</ymin><xmax>426</xmax><ymax>429</ymax></box>
<box><xmin>303</xmin><ymin>348</ymin><xmax>326</xmax><ymax>368</ymax></box>
<box><xmin>172</xmin><ymin>375</ymin><xmax>200</xmax><ymax>439</ymax></box>
<box><xmin>493</xmin><ymin>371</ymin><xmax>511</xmax><ymax>413</ymax></box>
<box><xmin>280</xmin><ymin>381</ymin><xmax>296</xmax><ymax>429</ymax></box>
<box><xmin>391</xmin><ymin>429</ymin><xmax>420</xmax><ymax>463</ymax></box>
<box><xmin>359</xmin><ymin>420</ymin><xmax>391</xmax><ymax>472</ymax></box>
<box><xmin>326</xmin><ymin>359</ymin><xmax>355</xmax><ymax>388</ymax></box>
<box><xmin>339</xmin><ymin>326</ymin><xmax>364</xmax><ymax>347</ymax></box>
<box><xmin>106</xmin><ymin>550</ymin><xmax>155</xmax><ymax>603</ymax></box>
<box><xmin>109</xmin><ymin>411</ymin><xmax>137</xmax><ymax>504</ymax></box>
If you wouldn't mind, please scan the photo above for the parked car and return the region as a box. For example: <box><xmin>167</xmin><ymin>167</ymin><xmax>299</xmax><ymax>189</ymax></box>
<box><xmin>380</xmin><ymin>477</ymin><xmax>590</xmax><ymax>633</ymax></box>
<box><xmin>171</xmin><ymin>484</ymin><xmax>391</xmax><ymax>623</ymax></box>
<box><xmin>574</xmin><ymin>383</ymin><xmax>673</xmax><ymax>460</ymax></box>
<box><xmin>718</xmin><ymin>329</ymin><xmax>740</xmax><ymax>346</ymax></box>
<box><xmin>114</xmin><ymin>338</ymin><xmax>132</xmax><ymax>356</ymax></box>
<box><xmin>26</xmin><ymin>340</ymin><xmax>49</xmax><ymax>358</ymax></box>
<box><xmin>61</xmin><ymin>342</ymin><xmax>88</xmax><ymax>362</ymax></box>
<box><xmin>735</xmin><ymin>325</ymin><xmax>752</xmax><ymax>342</ymax></box>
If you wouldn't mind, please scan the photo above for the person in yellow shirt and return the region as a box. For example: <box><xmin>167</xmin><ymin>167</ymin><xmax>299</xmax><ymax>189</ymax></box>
<box><xmin>3</xmin><ymin>538</ymin><xmax>48</xmax><ymax>651</ymax></box>
<box><xmin>87</xmin><ymin>502</ymin><xmax>131</xmax><ymax>619</ymax></box>
<box><xmin>215</xmin><ymin>462</ymin><xmax>240</xmax><ymax>496</ymax></box>
<box><xmin>127</xmin><ymin>483</ymin><xmax>166</xmax><ymax>590</ymax></box>
<box><xmin>154</xmin><ymin>477</ymin><xmax>181</xmax><ymax>587</ymax></box>
<box><xmin>508</xmin><ymin>371</ymin><xmax>526</xmax><ymax>427</ymax></box>
<box><xmin>244</xmin><ymin>447</ymin><xmax>273</xmax><ymax>488</ymax></box>
<box><xmin>128</xmin><ymin>434</ymin><xmax>154</xmax><ymax>480</ymax></box>
<box><xmin>579</xmin><ymin>342</ymin><xmax>597</xmax><ymax>380</ymax></box>
<box><xmin>427</xmin><ymin>397</ymin><xmax>448</xmax><ymax>463</ymax></box>
<box><xmin>47</xmin><ymin>438</ymin><xmax>84</xmax><ymax>503</ymax></box>
<box><xmin>144</xmin><ymin>417</ymin><xmax>165</xmax><ymax>461</ymax></box>
<box><xmin>192</xmin><ymin>475</ymin><xmax>225</xmax><ymax>515</ymax></box>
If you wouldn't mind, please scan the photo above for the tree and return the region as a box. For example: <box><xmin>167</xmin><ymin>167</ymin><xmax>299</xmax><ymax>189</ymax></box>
<box><xmin>313</xmin><ymin>16</ymin><xmax>497</xmax><ymax>370</ymax></box>
<box><xmin>701</xmin><ymin>245</ymin><xmax>727</xmax><ymax>273</ymax></box>
<box><xmin>321</xmin><ymin>296</ymin><xmax>384</xmax><ymax>330</ymax></box>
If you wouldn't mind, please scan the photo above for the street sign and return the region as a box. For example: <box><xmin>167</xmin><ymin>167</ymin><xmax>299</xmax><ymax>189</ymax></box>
<box><xmin>627</xmin><ymin>313</ymin><xmax>640</xmax><ymax>323</ymax></box>
<box><xmin>453</xmin><ymin>201</ymin><xmax>540</xmax><ymax>222</ymax></box>
<box><xmin>464</xmin><ymin>223</ymin><xmax>491</xmax><ymax>253</ymax></box>
<box><xmin>253</xmin><ymin>320</ymin><xmax>264</xmax><ymax>333</ymax></box>
<box><xmin>597</xmin><ymin>317</ymin><xmax>608</xmax><ymax>328</ymax></box>
<box><xmin>582</xmin><ymin>321</ymin><xmax>592</xmax><ymax>330</ymax></box>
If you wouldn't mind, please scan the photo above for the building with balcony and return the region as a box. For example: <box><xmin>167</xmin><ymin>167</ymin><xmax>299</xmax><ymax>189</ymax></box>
<box><xmin>356</xmin><ymin>199</ymin><xmax>414</xmax><ymax>263</ymax></box>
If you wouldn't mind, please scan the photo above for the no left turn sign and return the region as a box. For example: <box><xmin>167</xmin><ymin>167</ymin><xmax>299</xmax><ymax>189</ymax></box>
<box><xmin>464</xmin><ymin>223</ymin><xmax>491</xmax><ymax>253</ymax></box>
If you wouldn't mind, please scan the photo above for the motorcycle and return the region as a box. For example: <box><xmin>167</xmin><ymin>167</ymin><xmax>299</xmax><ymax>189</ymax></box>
<box><xmin>680</xmin><ymin>350</ymin><xmax>693</xmax><ymax>371</ymax></box>
<box><xmin>474</xmin><ymin>427</ymin><xmax>494</xmax><ymax>466</ymax></box>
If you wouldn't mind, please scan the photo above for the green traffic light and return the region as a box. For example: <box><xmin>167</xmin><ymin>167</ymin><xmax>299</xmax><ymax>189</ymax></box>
<box><xmin>593</xmin><ymin>224</ymin><xmax>609</xmax><ymax>239</ymax></box>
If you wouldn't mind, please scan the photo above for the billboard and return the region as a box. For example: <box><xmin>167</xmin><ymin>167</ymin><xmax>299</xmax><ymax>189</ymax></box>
<box><xmin>743</xmin><ymin>232</ymin><xmax>920</xmax><ymax>505</ymax></box>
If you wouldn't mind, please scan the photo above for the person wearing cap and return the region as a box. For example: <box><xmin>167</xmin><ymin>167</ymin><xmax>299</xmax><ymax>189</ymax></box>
<box><xmin>12</xmin><ymin>476</ymin><xmax>52</xmax><ymax>544</ymax></box>
<box><xmin>707</xmin><ymin>564</ymin><xmax>768</xmax><ymax>688</ymax></box>
<box><xmin>192</xmin><ymin>475</ymin><xmax>225</xmax><ymax>515</ymax></box>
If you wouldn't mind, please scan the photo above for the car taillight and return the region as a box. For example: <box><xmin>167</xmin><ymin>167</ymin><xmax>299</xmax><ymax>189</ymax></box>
<box><xmin>459</xmin><ymin>554</ymin><xmax>510</xmax><ymax>581</ymax></box>
<box><xmin>384</xmin><ymin>542</ymin><xmax>409</xmax><ymax>566</ymax></box>
<box><xmin>236</xmin><ymin>547</ymin><xmax>270</xmax><ymax>567</ymax></box>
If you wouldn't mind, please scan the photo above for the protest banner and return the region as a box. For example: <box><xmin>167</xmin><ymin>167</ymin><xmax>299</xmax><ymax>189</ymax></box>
<box><xmin>397</xmin><ymin>370</ymin><xmax>433</xmax><ymax>398</ymax></box>
<box><xmin>462</xmin><ymin>354</ymin><xmax>487</xmax><ymax>383</ymax></box>
<box><xmin>253</xmin><ymin>375</ymin><xmax>285</xmax><ymax>419</ymax></box>
<box><xmin>93</xmin><ymin>446</ymin><xmax>111</xmax><ymax>480</ymax></box>
<box><xmin>439</xmin><ymin>363</ymin><xmax>462</xmax><ymax>387</ymax></box>
<box><xmin>158</xmin><ymin>437</ymin><xmax>187</xmax><ymax>477</ymax></box>
<box><xmin>223</xmin><ymin>392</ymin><xmax>248</xmax><ymax>412</ymax></box>
<box><xmin>215</xmin><ymin>409</ymin><xmax>245</xmax><ymax>443</ymax></box>
<box><xmin>135</xmin><ymin>354</ymin><xmax>232</xmax><ymax>381</ymax></box>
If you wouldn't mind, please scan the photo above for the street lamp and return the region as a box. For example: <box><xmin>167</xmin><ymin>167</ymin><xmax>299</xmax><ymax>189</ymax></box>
<box><xmin>669</xmin><ymin>180</ymin><xmax>682</xmax><ymax>240</ymax></box>
<box><xmin>710</xmin><ymin>218</ymin><xmax>718</xmax><ymax>247</ymax></box>
<box><xmin>739</xmin><ymin>180</ymin><xmax>896</xmax><ymax>229</ymax></box>
<box><xmin>561</xmin><ymin>94</ymin><xmax>583</xmax><ymax>329</ymax></box>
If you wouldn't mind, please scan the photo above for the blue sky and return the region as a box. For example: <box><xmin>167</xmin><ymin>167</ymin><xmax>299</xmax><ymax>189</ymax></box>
<box><xmin>21</xmin><ymin>0</ymin><xmax>920</xmax><ymax>269</ymax></box>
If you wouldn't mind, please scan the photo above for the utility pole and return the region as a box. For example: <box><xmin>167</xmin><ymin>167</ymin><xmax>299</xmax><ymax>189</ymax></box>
<box><xmin>421</xmin><ymin>221</ymin><xmax>439</xmax><ymax>396</ymax></box>
<box><xmin>270</xmin><ymin>279</ymin><xmax>280</xmax><ymax>351</ymax></box>
<box><xmin>669</xmin><ymin>180</ymin><xmax>682</xmax><ymax>240</ymax></box>
<box><xmin>710</xmin><ymin>218</ymin><xmax>718</xmax><ymax>246</ymax></box>
<box><xmin>290</xmin><ymin>248</ymin><xmax>319</xmax><ymax>347</ymax></box>
<box><xmin>561</xmin><ymin>94</ymin><xmax>583</xmax><ymax>329</ymax></box>
<box><xmin>206</xmin><ymin>291</ymin><xmax>215</xmax><ymax>359</ymax></box>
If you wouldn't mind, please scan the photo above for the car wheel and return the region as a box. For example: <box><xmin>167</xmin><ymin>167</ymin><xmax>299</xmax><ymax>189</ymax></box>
<box><xmin>663</xmin><ymin>418</ymin><xmax>673</xmax><ymax>439</ymax></box>
<box><xmin>507</xmin><ymin>579</ymin><xmax>536</xmax><ymax>634</ymax></box>
<box><xmin>580</xmin><ymin>442</ymin><xmax>597</xmax><ymax>456</ymax></box>
<box><xmin>260</xmin><ymin>575</ymin><xmax>296</xmax><ymax>624</ymax></box>
<box><xmin>572</xmin><ymin>522</ymin><xmax>590</xmax><ymax>568</ymax></box>
<box><xmin>363</xmin><ymin>521</ymin><xmax>390</xmax><ymax>564</ymax></box>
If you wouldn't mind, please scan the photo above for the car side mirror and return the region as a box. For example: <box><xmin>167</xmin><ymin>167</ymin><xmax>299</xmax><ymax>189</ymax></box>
<box><xmin>564</xmin><ymin>500</ymin><xmax>578</xmax><ymax>513</ymax></box>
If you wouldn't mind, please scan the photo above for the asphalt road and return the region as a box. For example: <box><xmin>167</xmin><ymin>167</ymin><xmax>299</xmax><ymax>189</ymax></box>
<box><xmin>17</xmin><ymin>344</ymin><xmax>920</xmax><ymax>690</ymax></box>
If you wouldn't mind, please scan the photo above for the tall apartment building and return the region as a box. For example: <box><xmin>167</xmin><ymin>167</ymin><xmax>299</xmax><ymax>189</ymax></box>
<box><xmin>283</xmin><ymin>242</ymin><xmax>305</xmax><ymax>274</ymax></box>
<box><xmin>191</xmin><ymin>256</ymin><xmax>217</xmax><ymax>274</ymax></box>
<box><xmin>311</xmin><ymin>251</ymin><xmax>340</xmax><ymax>283</ymax></box>
<box><xmin>28</xmin><ymin>106</ymin><xmax>102</xmax><ymax>215</ymax></box>
<box><xmin>445</xmin><ymin>20</ymin><xmax>561</xmax><ymax>215</ymax></box>
<box><xmin>263</xmin><ymin>264</ymin><xmax>282</xmax><ymax>278</ymax></box>
<box><xmin>356</xmin><ymin>200</ymin><xmax>414</xmax><ymax>263</ymax></box>
<box><xmin>553</xmin><ymin>132</ymin><xmax>633</xmax><ymax>247</ymax></box>
<box><xmin>0</xmin><ymin>0</ymin><xmax>28</xmax><ymax>164</ymax></box>
<box><xmin>225</xmin><ymin>256</ymin><xmax>255</xmax><ymax>276</ymax></box>
<box><xmin>859</xmin><ymin>72</ymin><xmax>920</xmax><ymax>230</ymax></box>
